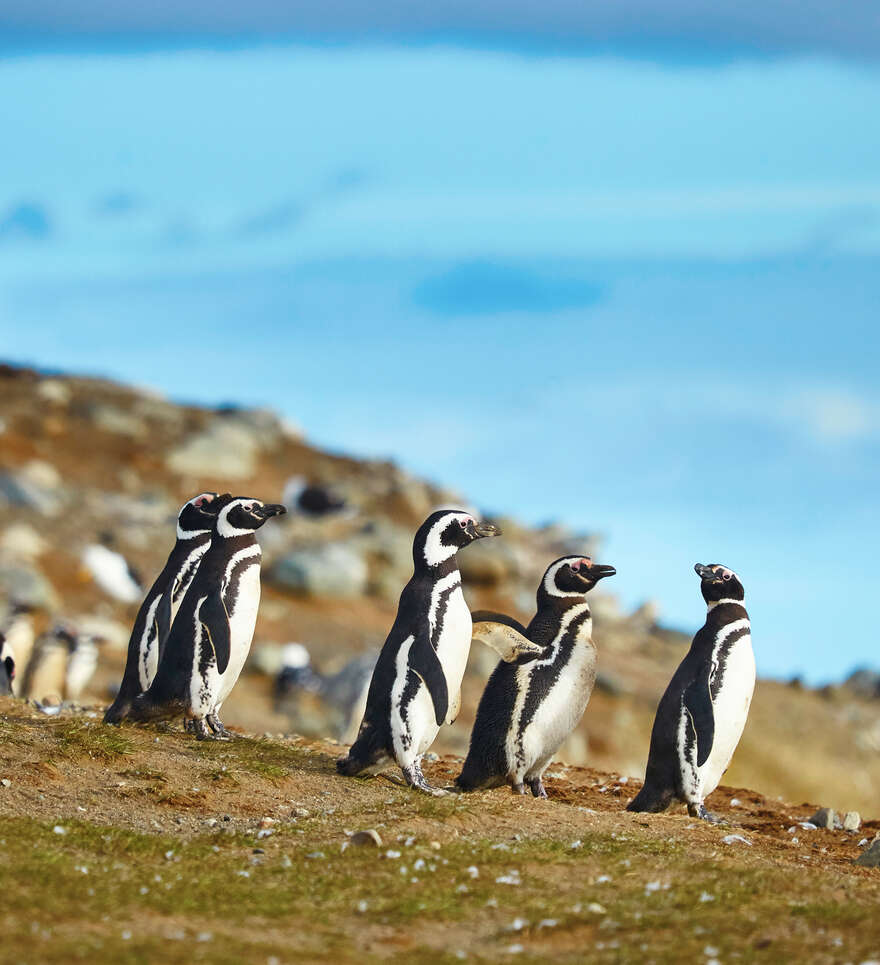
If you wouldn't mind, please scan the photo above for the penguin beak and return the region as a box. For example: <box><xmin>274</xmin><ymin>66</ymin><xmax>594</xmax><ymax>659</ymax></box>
<box><xmin>694</xmin><ymin>563</ymin><xmax>715</xmax><ymax>581</ymax></box>
<box><xmin>469</xmin><ymin>520</ymin><xmax>501</xmax><ymax>539</ymax></box>
<box><xmin>587</xmin><ymin>564</ymin><xmax>616</xmax><ymax>582</ymax></box>
<box><xmin>256</xmin><ymin>504</ymin><xmax>287</xmax><ymax>519</ymax></box>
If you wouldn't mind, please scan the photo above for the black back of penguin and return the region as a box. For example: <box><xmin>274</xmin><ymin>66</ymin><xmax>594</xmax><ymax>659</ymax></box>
<box><xmin>627</xmin><ymin>564</ymin><xmax>749</xmax><ymax>814</ymax></box>
<box><xmin>104</xmin><ymin>492</ymin><xmax>231</xmax><ymax>723</ymax></box>
<box><xmin>457</xmin><ymin>556</ymin><xmax>615</xmax><ymax>790</ymax></box>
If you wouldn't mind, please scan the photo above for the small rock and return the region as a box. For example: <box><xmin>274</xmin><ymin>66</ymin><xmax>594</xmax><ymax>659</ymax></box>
<box><xmin>721</xmin><ymin>834</ymin><xmax>752</xmax><ymax>846</ymax></box>
<box><xmin>293</xmin><ymin>807</ymin><xmax>310</xmax><ymax>818</ymax></box>
<box><xmin>854</xmin><ymin>838</ymin><xmax>880</xmax><ymax>868</ymax></box>
<box><xmin>809</xmin><ymin>807</ymin><xmax>836</xmax><ymax>829</ymax></box>
<box><xmin>348</xmin><ymin>829</ymin><xmax>382</xmax><ymax>848</ymax></box>
<box><xmin>843</xmin><ymin>811</ymin><xmax>861</xmax><ymax>832</ymax></box>
<box><xmin>0</xmin><ymin>778</ymin><xmax>11</xmax><ymax>788</ymax></box>
<box><xmin>259</xmin><ymin>817</ymin><xmax>275</xmax><ymax>829</ymax></box>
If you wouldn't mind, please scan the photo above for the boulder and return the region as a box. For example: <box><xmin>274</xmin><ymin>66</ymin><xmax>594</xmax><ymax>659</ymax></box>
<box><xmin>458</xmin><ymin>539</ymin><xmax>519</xmax><ymax>587</ymax></box>
<box><xmin>166</xmin><ymin>417</ymin><xmax>260</xmax><ymax>479</ymax></box>
<box><xmin>0</xmin><ymin>562</ymin><xmax>59</xmax><ymax>610</ymax></box>
<box><xmin>808</xmin><ymin>807</ymin><xmax>835</xmax><ymax>829</ymax></box>
<box><xmin>270</xmin><ymin>544</ymin><xmax>369</xmax><ymax>599</ymax></box>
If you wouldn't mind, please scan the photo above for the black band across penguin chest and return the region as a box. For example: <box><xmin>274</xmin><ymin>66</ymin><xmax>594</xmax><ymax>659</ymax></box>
<box><xmin>516</xmin><ymin>606</ymin><xmax>592</xmax><ymax>734</ymax></box>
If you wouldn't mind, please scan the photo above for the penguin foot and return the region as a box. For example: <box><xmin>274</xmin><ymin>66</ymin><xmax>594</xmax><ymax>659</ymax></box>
<box><xmin>193</xmin><ymin>718</ymin><xmax>214</xmax><ymax>741</ymax></box>
<box><xmin>688</xmin><ymin>803</ymin><xmax>725</xmax><ymax>824</ymax></box>
<box><xmin>402</xmin><ymin>764</ymin><xmax>448</xmax><ymax>796</ymax></box>
<box><xmin>528</xmin><ymin>778</ymin><xmax>548</xmax><ymax>799</ymax></box>
<box><xmin>511</xmin><ymin>782</ymin><xmax>527</xmax><ymax>796</ymax></box>
<box><xmin>207</xmin><ymin>714</ymin><xmax>232</xmax><ymax>739</ymax></box>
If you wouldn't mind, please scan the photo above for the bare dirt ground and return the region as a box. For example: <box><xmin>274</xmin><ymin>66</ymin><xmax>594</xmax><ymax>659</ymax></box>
<box><xmin>1</xmin><ymin>696</ymin><xmax>878</xmax><ymax>965</ymax></box>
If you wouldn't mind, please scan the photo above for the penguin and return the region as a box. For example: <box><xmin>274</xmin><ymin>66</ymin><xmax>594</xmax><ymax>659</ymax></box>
<box><xmin>0</xmin><ymin>633</ymin><xmax>14</xmax><ymax>696</ymax></box>
<box><xmin>456</xmin><ymin>556</ymin><xmax>616</xmax><ymax>797</ymax></box>
<box><xmin>1</xmin><ymin>603</ymin><xmax>36</xmax><ymax>695</ymax></box>
<box><xmin>103</xmin><ymin>492</ymin><xmax>232</xmax><ymax>724</ymax></box>
<box><xmin>282</xmin><ymin>476</ymin><xmax>348</xmax><ymax>517</ymax></box>
<box><xmin>274</xmin><ymin>643</ymin><xmax>377</xmax><ymax>744</ymax></box>
<box><xmin>81</xmin><ymin>535</ymin><xmax>143</xmax><ymax>603</ymax></box>
<box><xmin>64</xmin><ymin>630</ymin><xmax>102</xmax><ymax>702</ymax></box>
<box><xmin>130</xmin><ymin>497</ymin><xmax>286</xmax><ymax>738</ymax></box>
<box><xmin>21</xmin><ymin>625</ymin><xmax>71</xmax><ymax>703</ymax></box>
<box><xmin>336</xmin><ymin>509</ymin><xmax>538</xmax><ymax>794</ymax></box>
<box><xmin>627</xmin><ymin>563</ymin><xmax>754</xmax><ymax>822</ymax></box>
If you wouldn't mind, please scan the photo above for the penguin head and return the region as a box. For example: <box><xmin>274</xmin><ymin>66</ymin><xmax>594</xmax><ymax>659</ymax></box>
<box><xmin>414</xmin><ymin>509</ymin><xmax>501</xmax><ymax>568</ymax></box>
<box><xmin>539</xmin><ymin>555</ymin><xmax>617</xmax><ymax>604</ymax></box>
<box><xmin>177</xmin><ymin>492</ymin><xmax>233</xmax><ymax>536</ymax></box>
<box><xmin>216</xmin><ymin>498</ymin><xmax>287</xmax><ymax>537</ymax></box>
<box><xmin>695</xmin><ymin>563</ymin><xmax>745</xmax><ymax>604</ymax></box>
<box><xmin>0</xmin><ymin>632</ymin><xmax>14</xmax><ymax>696</ymax></box>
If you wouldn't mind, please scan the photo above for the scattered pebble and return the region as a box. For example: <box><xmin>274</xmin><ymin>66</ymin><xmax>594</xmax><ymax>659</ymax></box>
<box><xmin>0</xmin><ymin>779</ymin><xmax>11</xmax><ymax>788</ymax></box>
<box><xmin>348</xmin><ymin>830</ymin><xmax>382</xmax><ymax>848</ymax></box>
<box><xmin>808</xmin><ymin>807</ymin><xmax>835</xmax><ymax>829</ymax></box>
<box><xmin>293</xmin><ymin>808</ymin><xmax>310</xmax><ymax>818</ymax></box>
<box><xmin>466</xmin><ymin>866</ymin><xmax>479</xmax><ymax>879</ymax></box>
<box><xmin>496</xmin><ymin>871</ymin><xmax>522</xmax><ymax>886</ymax></box>
<box><xmin>596</xmin><ymin>874</ymin><xmax>612</xmax><ymax>884</ymax></box>
<box><xmin>843</xmin><ymin>811</ymin><xmax>861</xmax><ymax>832</ymax></box>
<box><xmin>259</xmin><ymin>817</ymin><xmax>275</xmax><ymax>829</ymax></box>
<box><xmin>586</xmin><ymin>903</ymin><xmax>606</xmax><ymax>914</ymax></box>
<box><xmin>699</xmin><ymin>892</ymin><xmax>715</xmax><ymax>903</ymax></box>
<box><xmin>538</xmin><ymin>919</ymin><xmax>558</xmax><ymax>929</ymax></box>
<box><xmin>509</xmin><ymin>918</ymin><xmax>528</xmax><ymax>932</ymax></box>
<box><xmin>722</xmin><ymin>834</ymin><xmax>752</xmax><ymax>846</ymax></box>
<box><xmin>729</xmin><ymin>797</ymin><xmax>741</xmax><ymax>807</ymax></box>
<box><xmin>569</xmin><ymin>840</ymin><xmax>583</xmax><ymax>849</ymax></box>
<box><xmin>385</xmin><ymin>850</ymin><xmax>401</xmax><ymax>859</ymax></box>
<box><xmin>306</xmin><ymin>852</ymin><xmax>326</xmax><ymax>860</ymax></box>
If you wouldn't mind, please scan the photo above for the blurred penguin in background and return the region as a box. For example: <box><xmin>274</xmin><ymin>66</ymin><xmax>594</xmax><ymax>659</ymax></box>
<box><xmin>274</xmin><ymin>643</ymin><xmax>374</xmax><ymax>743</ymax></box>
<box><xmin>1</xmin><ymin>603</ymin><xmax>37</xmax><ymax>695</ymax></box>
<box><xmin>81</xmin><ymin>533</ymin><xmax>143</xmax><ymax>603</ymax></box>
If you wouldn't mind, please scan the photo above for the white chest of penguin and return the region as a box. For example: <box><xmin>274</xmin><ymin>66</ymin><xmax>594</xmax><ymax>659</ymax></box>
<box><xmin>430</xmin><ymin>576</ymin><xmax>472</xmax><ymax>705</ymax></box>
<box><xmin>700</xmin><ymin>630</ymin><xmax>755</xmax><ymax>794</ymax></box>
<box><xmin>216</xmin><ymin>549</ymin><xmax>262</xmax><ymax>702</ymax></box>
<box><xmin>517</xmin><ymin>620</ymin><xmax>597</xmax><ymax>761</ymax></box>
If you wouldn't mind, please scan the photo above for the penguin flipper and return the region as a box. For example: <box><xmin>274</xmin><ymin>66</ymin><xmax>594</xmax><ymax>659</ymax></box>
<box><xmin>683</xmin><ymin>671</ymin><xmax>715</xmax><ymax>768</ymax></box>
<box><xmin>470</xmin><ymin>610</ymin><xmax>528</xmax><ymax>635</ymax></box>
<box><xmin>199</xmin><ymin>591</ymin><xmax>231</xmax><ymax>674</ymax></box>
<box><xmin>409</xmin><ymin>632</ymin><xmax>448</xmax><ymax>727</ymax></box>
<box><xmin>472</xmin><ymin>621</ymin><xmax>543</xmax><ymax>663</ymax></box>
<box><xmin>154</xmin><ymin>589</ymin><xmax>173</xmax><ymax>666</ymax></box>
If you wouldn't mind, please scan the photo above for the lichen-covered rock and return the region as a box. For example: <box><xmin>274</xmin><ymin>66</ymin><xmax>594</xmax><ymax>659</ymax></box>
<box><xmin>166</xmin><ymin>417</ymin><xmax>260</xmax><ymax>479</ymax></box>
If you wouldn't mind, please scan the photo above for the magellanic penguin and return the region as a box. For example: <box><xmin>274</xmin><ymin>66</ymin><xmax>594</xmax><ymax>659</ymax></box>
<box><xmin>456</xmin><ymin>556</ymin><xmax>616</xmax><ymax>797</ymax></box>
<box><xmin>81</xmin><ymin>535</ymin><xmax>144</xmax><ymax>603</ymax></box>
<box><xmin>130</xmin><ymin>497</ymin><xmax>286</xmax><ymax>738</ymax></box>
<box><xmin>1</xmin><ymin>603</ymin><xmax>36</xmax><ymax>696</ymax></box>
<box><xmin>104</xmin><ymin>492</ymin><xmax>232</xmax><ymax>724</ymax></box>
<box><xmin>337</xmin><ymin>510</ymin><xmax>531</xmax><ymax>794</ymax></box>
<box><xmin>627</xmin><ymin>563</ymin><xmax>754</xmax><ymax>822</ymax></box>
<box><xmin>0</xmin><ymin>633</ymin><xmax>15</xmax><ymax>696</ymax></box>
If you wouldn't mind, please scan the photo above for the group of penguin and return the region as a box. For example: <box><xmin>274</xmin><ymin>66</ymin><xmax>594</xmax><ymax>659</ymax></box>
<box><xmin>92</xmin><ymin>493</ymin><xmax>754</xmax><ymax>823</ymax></box>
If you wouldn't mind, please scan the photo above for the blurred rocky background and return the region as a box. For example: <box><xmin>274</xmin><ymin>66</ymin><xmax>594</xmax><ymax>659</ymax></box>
<box><xmin>2</xmin><ymin>362</ymin><xmax>879</xmax><ymax>813</ymax></box>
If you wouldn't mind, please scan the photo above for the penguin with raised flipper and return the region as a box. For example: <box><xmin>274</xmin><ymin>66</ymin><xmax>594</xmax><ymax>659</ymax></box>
<box><xmin>130</xmin><ymin>497</ymin><xmax>286</xmax><ymax>738</ymax></box>
<box><xmin>337</xmin><ymin>510</ymin><xmax>537</xmax><ymax>794</ymax></box>
<box><xmin>104</xmin><ymin>492</ymin><xmax>232</xmax><ymax>724</ymax></box>
<box><xmin>626</xmin><ymin>563</ymin><xmax>754</xmax><ymax>822</ymax></box>
<box><xmin>456</xmin><ymin>555</ymin><xmax>616</xmax><ymax>797</ymax></box>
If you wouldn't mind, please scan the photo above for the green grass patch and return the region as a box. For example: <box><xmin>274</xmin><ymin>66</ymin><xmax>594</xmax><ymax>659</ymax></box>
<box><xmin>51</xmin><ymin>720</ymin><xmax>134</xmax><ymax>761</ymax></box>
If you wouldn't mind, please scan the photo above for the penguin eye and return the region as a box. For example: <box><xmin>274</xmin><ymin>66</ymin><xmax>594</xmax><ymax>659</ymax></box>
<box><xmin>459</xmin><ymin>519</ymin><xmax>468</xmax><ymax>529</ymax></box>
<box><xmin>722</xmin><ymin>572</ymin><xmax>732</xmax><ymax>581</ymax></box>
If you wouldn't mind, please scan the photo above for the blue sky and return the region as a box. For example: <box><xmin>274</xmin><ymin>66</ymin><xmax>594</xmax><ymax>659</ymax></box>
<box><xmin>1</xmin><ymin>13</ymin><xmax>878</xmax><ymax>683</ymax></box>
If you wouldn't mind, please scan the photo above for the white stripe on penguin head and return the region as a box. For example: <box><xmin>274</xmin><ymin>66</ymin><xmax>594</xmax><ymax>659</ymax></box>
<box><xmin>216</xmin><ymin>499</ymin><xmax>262</xmax><ymax>539</ymax></box>
<box><xmin>542</xmin><ymin>557</ymin><xmax>589</xmax><ymax>599</ymax></box>
<box><xmin>423</xmin><ymin>511</ymin><xmax>473</xmax><ymax>568</ymax></box>
<box><xmin>176</xmin><ymin>492</ymin><xmax>216</xmax><ymax>540</ymax></box>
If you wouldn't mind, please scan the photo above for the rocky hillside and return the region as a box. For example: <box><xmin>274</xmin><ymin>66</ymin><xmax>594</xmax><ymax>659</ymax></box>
<box><xmin>1</xmin><ymin>362</ymin><xmax>878</xmax><ymax>816</ymax></box>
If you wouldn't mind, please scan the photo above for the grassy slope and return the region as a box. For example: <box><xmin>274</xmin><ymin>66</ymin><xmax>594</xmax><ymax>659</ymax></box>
<box><xmin>1</xmin><ymin>699</ymin><xmax>879</xmax><ymax>964</ymax></box>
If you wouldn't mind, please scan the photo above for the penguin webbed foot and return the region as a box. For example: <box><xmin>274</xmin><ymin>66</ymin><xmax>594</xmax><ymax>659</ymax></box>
<box><xmin>511</xmin><ymin>782</ymin><xmax>527</xmax><ymax>796</ymax></box>
<box><xmin>528</xmin><ymin>777</ymin><xmax>548</xmax><ymax>799</ymax></box>
<box><xmin>688</xmin><ymin>802</ymin><xmax>726</xmax><ymax>825</ymax></box>
<box><xmin>207</xmin><ymin>713</ymin><xmax>232</xmax><ymax>739</ymax></box>
<box><xmin>402</xmin><ymin>762</ymin><xmax>449</xmax><ymax>797</ymax></box>
<box><xmin>192</xmin><ymin>717</ymin><xmax>217</xmax><ymax>741</ymax></box>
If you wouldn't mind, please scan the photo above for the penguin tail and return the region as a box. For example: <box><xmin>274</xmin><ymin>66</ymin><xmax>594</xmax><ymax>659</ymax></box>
<box><xmin>625</xmin><ymin>782</ymin><xmax>675</xmax><ymax>813</ymax></box>
<box><xmin>128</xmin><ymin>692</ymin><xmax>182</xmax><ymax>723</ymax></box>
<box><xmin>102</xmin><ymin>697</ymin><xmax>131</xmax><ymax>725</ymax></box>
<box><xmin>336</xmin><ymin>719</ymin><xmax>386</xmax><ymax>777</ymax></box>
